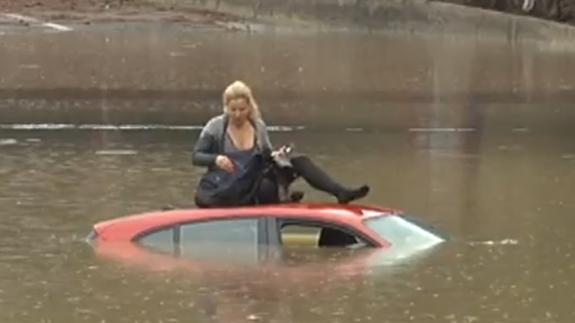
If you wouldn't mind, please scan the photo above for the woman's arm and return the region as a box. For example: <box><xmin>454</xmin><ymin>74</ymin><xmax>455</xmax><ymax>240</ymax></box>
<box><xmin>192</xmin><ymin>118</ymin><xmax>222</xmax><ymax>167</ymax></box>
<box><xmin>192</xmin><ymin>132</ymin><xmax>218</xmax><ymax>167</ymax></box>
<box><xmin>258</xmin><ymin>119</ymin><xmax>273</xmax><ymax>151</ymax></box>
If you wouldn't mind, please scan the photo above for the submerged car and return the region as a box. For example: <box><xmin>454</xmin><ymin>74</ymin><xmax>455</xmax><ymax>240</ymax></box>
<box><xmin>88</xmin><ymin>203</ymin><xmax>445</xmax><ymax>268</ymax></box>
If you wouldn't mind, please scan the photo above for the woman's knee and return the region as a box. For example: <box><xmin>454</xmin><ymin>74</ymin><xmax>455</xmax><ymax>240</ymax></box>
<box><xmin>289</xmin><ymin>155</ymin><xmax>311</xmax><ymax>169</ymax></box>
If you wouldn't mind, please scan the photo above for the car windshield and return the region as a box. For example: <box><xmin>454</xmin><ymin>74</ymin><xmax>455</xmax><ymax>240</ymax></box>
<box><xmin>363</xmin><ymin>214</ymin><xmax>445</xmax><ymax>253</ymax></box>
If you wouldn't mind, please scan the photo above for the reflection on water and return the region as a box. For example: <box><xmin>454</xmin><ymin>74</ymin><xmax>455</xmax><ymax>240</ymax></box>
<box><xmin>1</xmin><ymin>23</ymin><xmax>575</xmax><ymax>129</ymax></box>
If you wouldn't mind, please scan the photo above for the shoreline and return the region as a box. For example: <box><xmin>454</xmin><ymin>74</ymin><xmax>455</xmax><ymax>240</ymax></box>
<box><xmin>0</xmin><ymin>0</ymin><xmax>574</xmax><ymax>42</ymax></box>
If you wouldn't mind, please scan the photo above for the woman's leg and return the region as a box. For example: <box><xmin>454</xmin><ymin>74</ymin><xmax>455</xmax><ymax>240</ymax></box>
<box><xmin>256</xmin><ymin>177</ymin><xmax>280</xmax><ymax>205</ymax></box>
<box><xmin>289</xmin><ymin>156</ymin><xmax>369</xmax><ymax>204</ymax></box>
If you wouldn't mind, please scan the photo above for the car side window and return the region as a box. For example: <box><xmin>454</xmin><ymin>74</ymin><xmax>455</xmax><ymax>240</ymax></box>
<box><xmin>138</xmin><ymin>227</ymin><xmax>175</xmax><ymax>254</ymax></box>
<box><xmin>178</xmin><ymin>218</ymin><xmax>260</xmax><ymax>263</ymax></box>
<box><xmin>180</xmin><ymin>218</ymin><xmax>258</xmax><ymax>244</ymax></box>
<box><xmin>279</xmin><ymin>221</ymin><xmax>366</xmax><ymax>249</ymax></box>
<box><xmin>280</xmin><ymin>224</ymin><xmax>322</xmax><ymax>247</ymax></box>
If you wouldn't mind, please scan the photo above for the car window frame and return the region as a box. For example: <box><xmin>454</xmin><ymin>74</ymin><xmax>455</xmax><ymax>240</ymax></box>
<box><xmin>269</xmin><ymin>216</ymin><xmax>378</xmax><ymax>248</ymax></box>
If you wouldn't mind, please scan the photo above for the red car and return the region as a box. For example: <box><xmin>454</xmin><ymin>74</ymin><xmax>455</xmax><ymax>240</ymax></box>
<box><xmin>89</xmin><ymin>203</ymin><xmax>445</xmax><ymax>271</ymax></box>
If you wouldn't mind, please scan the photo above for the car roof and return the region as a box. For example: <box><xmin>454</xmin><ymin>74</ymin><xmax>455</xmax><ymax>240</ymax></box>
<box><xmin>93</xmin><ymin>203</ymin><xmax>402</xmax><ymax>241</ymax></box>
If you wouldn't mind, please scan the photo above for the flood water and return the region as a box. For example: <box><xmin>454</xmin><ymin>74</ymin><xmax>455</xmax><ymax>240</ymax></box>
<box><xmin>1</xmin><ymin>23</ymin><xmax>575</xmax><ymax>322</ymax></box>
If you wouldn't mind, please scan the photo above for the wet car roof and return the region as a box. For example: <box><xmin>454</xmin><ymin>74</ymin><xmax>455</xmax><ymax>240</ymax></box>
<box><xmin>93</xmin><ymin>203</ymin><xmax>401</xmax><ymax>241</ymax></box>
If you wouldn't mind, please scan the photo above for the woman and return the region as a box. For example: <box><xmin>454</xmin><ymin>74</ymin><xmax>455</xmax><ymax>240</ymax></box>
<box><xmin>192</xmin><ymin>80</ymin><xmax>369</xmax><ymax>208</ymax></box>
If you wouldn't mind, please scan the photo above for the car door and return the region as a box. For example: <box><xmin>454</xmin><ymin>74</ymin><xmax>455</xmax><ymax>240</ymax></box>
<box><xmin>263</xmin><ymin>216</ymin><xmax>382</xmax><ymax>276</ymax></box>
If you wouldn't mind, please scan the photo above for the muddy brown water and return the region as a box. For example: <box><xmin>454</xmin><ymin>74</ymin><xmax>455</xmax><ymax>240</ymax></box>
<box><xmin>1</xmin><ymin>23</ymin><xmax>575</xmax><ymax>322</ymax></box>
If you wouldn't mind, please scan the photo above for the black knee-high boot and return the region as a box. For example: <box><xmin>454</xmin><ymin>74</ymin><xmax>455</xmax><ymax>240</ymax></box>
<box><xmin>290</xmin><ymin>156</ymin><xmax>369</xmax><ymax>204</ymax></box>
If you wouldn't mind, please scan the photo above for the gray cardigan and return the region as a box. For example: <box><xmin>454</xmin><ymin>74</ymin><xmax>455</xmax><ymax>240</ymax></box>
<box><xmin>192</xmin><ymin>114</ymin><xmax>273</xmax><ymax>168</ymax></box>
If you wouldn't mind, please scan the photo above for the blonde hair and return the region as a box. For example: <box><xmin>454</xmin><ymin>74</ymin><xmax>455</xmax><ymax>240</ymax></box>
<box><xmin>222</xmin><ymin>80</ymin><xmax>261</xmax><ymax>120</ymax></box>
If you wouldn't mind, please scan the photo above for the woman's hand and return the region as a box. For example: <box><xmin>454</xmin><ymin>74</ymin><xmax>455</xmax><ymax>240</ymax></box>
<box><xmin>271</xmin><ymin>144</ymin><xmax>293</xmax><ymax>159</ymax></box>
<box><xmin>215</xmin><ymin>155</ymin><xmax>235</xmax><ymax>172</ymax></box>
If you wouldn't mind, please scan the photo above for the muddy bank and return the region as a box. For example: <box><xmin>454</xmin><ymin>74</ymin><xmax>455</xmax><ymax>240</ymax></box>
<box><xmin>1</xmin><ymin>0</ymin><xmax>575</xmax><ymax>40</ymax></box>
<box><xmin>440</xmin><ymin>0</ymin><xmax>575</xmax><ymax>25</ymax></box>
<box><xmin>0</xmin><ymin>0</ymin><xmax>131</xmax><ymax>10</ymax></box>
<box><xmin>137</xmin><ymin>0</ymin><xmax>575</xmax><ymax>41</ymax></box>
<box><xmin>0</xmin><ymin>0</ymin><xmax>242</xmax><ymax>28</ymax></box>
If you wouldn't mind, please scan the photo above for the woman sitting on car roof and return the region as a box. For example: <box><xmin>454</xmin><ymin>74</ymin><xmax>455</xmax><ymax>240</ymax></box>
<box><xmin>192</xmin><ymin>80</ymin><xmax>369</xmax><ymax>208</ymax></box>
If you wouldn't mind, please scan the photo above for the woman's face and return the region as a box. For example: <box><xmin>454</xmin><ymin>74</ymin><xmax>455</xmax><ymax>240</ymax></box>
<box><xmin>227</xmin><ymin>97</ymin><xmax>251</xmax><ymax>126</ymax></box>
